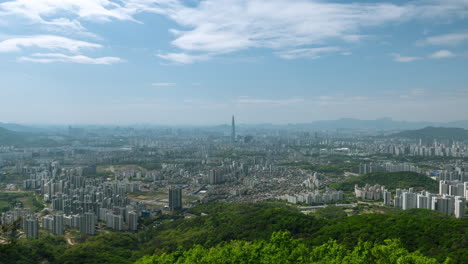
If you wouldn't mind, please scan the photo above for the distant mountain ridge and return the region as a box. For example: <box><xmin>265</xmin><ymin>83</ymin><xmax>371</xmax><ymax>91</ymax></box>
<box><xmin>240</xmin><ymin>118</ymin><xmax>468</xmax><ymax>130</ymax></box>
<box><xmin>0</xmin><ymin>122</ymin><xmax>47</xmax><ymax>133</ymax></box>
<box><xmin>0</xmin><ymin>127</ymin><xmax>61</xmax><ymax>147</ymax></box>
<box><xmin>391</xmin><ymin>126</ymin><xmax>468</xmax><ymax>141</ymax></box>
<box><xmin>0</xmin><ymin>127</ymin><xmax>26</xmax><ymax>145</ymax></box>
<box><xmin>3</xmin><ymin>118</ymin><xmax>468</xmax><ymax>131</ymax></box>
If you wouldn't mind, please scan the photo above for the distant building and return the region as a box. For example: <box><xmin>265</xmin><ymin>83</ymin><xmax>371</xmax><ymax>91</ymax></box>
<box><xmin>79</xmin><ymin>212</ymin><xmax>96</xmax><ymax>235</ymax></box>
<box><xmin>42</xmin><ymin>214</ymin><xmax>64</xmax><ymax>235</ymax></box>
<box><xmin>402</xmin><ymin>191</ymin><xmax>417</xmax><ymax>210</ymax></box>
<box><xmin>53</xmin><ymin>214</ymin><xmax>63</xmax><ymax>235</ymax></box>
<box><xmin>231</xmin><ymin>115</ymin><xmax>236</xmax><ymax>143</ymax></box>
<box><xmin>354</xmin><ymin>184</ymin><xmax>385</xmax><ymax>200</ymax></box>
<box><xmin>454</xmin><ymin>196</ymin><xmax>465</xmax><ymax>218</ymax></box>
<box><xmin>169</xmin><ymin>187</ymin><xmax>182</xmax><ymax>211</ymax></box>
<box><xmin>24</xmin><ymin>215</ymin><xmax>39</xmax><ymax>239</ymax></box>
<box><xmin>383</xmin><ymin>191</ymin><xmax>391</xmax><ymax>206</ymax></box>
<box><xmin>127</xmin><ymin>211</ymin><xmax>138</xmax><ymax>231</ymax></box>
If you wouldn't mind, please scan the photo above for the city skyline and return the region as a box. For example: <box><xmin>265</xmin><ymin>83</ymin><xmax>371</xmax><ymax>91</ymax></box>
<box><xmin>1</xmin><ymin>0</ymin><xmax>468</xmax><ymax>124</ymax></box>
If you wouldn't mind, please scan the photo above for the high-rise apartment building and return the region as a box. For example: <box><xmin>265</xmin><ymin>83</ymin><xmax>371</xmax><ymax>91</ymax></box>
<box><xmin>24</xmin><ymin>215</ymin><xmax>39</xmax><ymax>238</ymax></box>
<box><xmin>169</xmin><ymin>187</ymin><xmax>182</xmax><ymax>211</ymax></box>
<box><xmin>128</xmin><ymin>211</ymin><xmax>138</xmax><ymax>231</ymax></box>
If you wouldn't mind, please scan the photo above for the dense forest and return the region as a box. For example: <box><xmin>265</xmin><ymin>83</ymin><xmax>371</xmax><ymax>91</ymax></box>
<box><xmin>135</xmin><ymin>232</ymin><xmax>447</xmax><ymax>264</ymax></box>
<box><xmin>329</xmin><ymin>172</ymin><xmax>439</xmax><ymax>192</ymax></box>
<box><xmin>0</xmin><ymin>202</ymin><xmax>466</xmax><ymax>264</ymax></box>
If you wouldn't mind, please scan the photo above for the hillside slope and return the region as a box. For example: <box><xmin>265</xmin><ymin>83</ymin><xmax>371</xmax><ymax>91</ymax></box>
<box><xmin>391</xmin><ymin>126</ymin><xmax>468</xmax><ymax>141</ymax></box>
<box><xmin>1</xmin><ymin>202</ymin><xmax>466</xmax><ymax>264</ymax></box>
<box><xmin>330</xmin><ymin>171</ymin><xmax>438</xmax><ymax>192</ymax></box>
<box><xmin>0</xmin><ymin>127</ymin><xmax>61</xmax><ymax>147</ymax></box>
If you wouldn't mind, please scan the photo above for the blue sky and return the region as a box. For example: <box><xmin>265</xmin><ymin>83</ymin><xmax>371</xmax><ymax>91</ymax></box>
<box><xmin>0</xmin><ymin>0</ymin><xmax>468</xmax><ymax>125</ymax></box>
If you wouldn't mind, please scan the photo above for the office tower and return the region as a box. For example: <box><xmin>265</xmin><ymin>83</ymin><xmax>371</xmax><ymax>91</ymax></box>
<box><xmin>231</xmin><ymin>115</ymin><xmax>236</xmax><ymax>143</ymax></box>
<box><xmin>169</xmin><ymin>187</ymin><xmax>182</xmax><ymax>211</ymax></box>
<box><xmin>25</xmin><ymin>216</ymin><xmax>39</xmax><ymax>239</ymax></box>
<box><xmin>128</xmin><ymin>211</ymin><xmax>138</xmax><ymax>231</ymax></box>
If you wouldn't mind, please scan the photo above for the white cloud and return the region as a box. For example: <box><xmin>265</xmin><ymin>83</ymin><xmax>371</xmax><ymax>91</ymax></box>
<box><xmin>154</xmin><ymin>0</ymin><xmax>468</xmax><ymax>62</ymax></box>
<box><xmin>429</xmin><ymin>50</ymin><xmax>455</xmax><ymax>59</ymax></box>
<box><xmin>1</xmin><ymin>0</ymin><xmax>468</xmax><ymax>63</ymax></box>
<box><xmin>0</xmin><ymin>0</ymin><xmax>135</xmax><ymax>28</ymax></box>
<box><xmin>237</xmin><ymin>97</ymin><xmax>304</xmax><ymax>105</ymax></box>
<box><xmin>276</xmin><ymin>47</ymin><xmax>341</xmax><ymax>59</ymax></box>
<box><xmin>157</xmin><ymin>52</ymin><xmax>210</xmax><ymax>64</ymax></box>
<box><xmin>17</xmin><ymin>53</ymin><xmax>123</xmax><ymax>64</ymax></box>
<box><xmin>152</xmin><ymin>82</ymin><xmax>176</xmax><ymax>86</ymax></box>
<box><xmin>0</xmin><ymin>35</ymin><xmax>102</xmax><ymax>53</ymax></box>
<box><xmin>419</xmin><ymin>32</ymin><xmax>468</xmax><ymax>46</ymax></box>
<box><xmin>389</xmin><ymin>53</ymin><xmax>422</xmax><ymax>62</ymax></box>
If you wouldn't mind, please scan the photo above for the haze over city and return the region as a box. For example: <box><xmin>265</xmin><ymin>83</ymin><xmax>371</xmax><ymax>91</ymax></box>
<box><xmin>1</xmin><ymin>0</ymin><xmax>468</xmax><ymax>124</ymax></box>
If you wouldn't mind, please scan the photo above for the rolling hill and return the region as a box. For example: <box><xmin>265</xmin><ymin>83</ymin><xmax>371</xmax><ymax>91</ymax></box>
<box><xmin>0</xmin><ymin>127</ymin><xmax>61</xmax><ymax>147</ymax></box>
<box><xmin>330</xmin><ymin>171</ymin><xmax>438</xmax><ymax>192</ymax></box>
<box><xmin>391</xmin><ymin>126</ymin><xmax>468</xmax><ymax>141</ymax></box>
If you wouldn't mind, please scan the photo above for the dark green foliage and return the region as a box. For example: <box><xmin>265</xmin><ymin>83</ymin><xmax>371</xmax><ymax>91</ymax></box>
<box><xmin>330</xmin><ymin>172</ymin><xmax>438</xmax><ymax>192</ymax></box>
<box><xmin>0</xmin><ymin>193</ymin><xmax>44</xmax><ymax>213</ymax></box>
<box><xmin>135</xmin><ymin>232</ymin><xmax>447</xmax><ymax>264</ymax></box>
<box><xmin>139</xmin><ymin>202</ymin><xmax>324</xmax><ymax>253</ymax></box>
<box><xmin>0</xmin><ymin>202</ymin><xmax>466</xmax><ymax>263</ymax></box>
<box><xmin>0</xmin><ymin>235</ymin><xmax>68</xmax><ymax>264</ymax></box>
<box><xmin>309</xmin><ymin>209</ymin><xmax>467</xmax><ymax>263</ymax></box>
<box><xmin>314</xmin><ymin>205</ymin><xmax>347</xmax><ymax>219</ymax></box>
<box><xmin>57</xmin><ymin>233</ymin><xmax>140</xmax><ymax>264</ymax></box>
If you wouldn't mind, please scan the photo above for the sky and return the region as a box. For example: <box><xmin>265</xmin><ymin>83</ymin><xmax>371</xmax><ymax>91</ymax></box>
<box><xmin>0</xmin><ymin>0</ymin><xmax>468</xmax><ymax>125</ymax></box>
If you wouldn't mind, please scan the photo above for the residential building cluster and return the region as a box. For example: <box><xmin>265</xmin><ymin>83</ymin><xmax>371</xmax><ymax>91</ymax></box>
<box><xmin>354</xmin><ymin>184</ymin><xmax>386</xmax><ymax>200</ymax></box>
<box><xmin>285</xmin><ymin>189</ymin><xmax>343</xmax><ymax>205</ymax></box>
<box><xmin>388</xmin><ymin>181</ymin><xmax>468</xmax><ymax>218</ymax></box>
<box><xmin>359</xmin><ymin>163</ymin><xmax>423</xmax><ymax>175</ymax></box>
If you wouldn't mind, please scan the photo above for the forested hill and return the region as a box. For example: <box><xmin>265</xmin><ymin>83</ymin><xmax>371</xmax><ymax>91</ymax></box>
<box><xmin>135</xmin><ymin>232</ymin><xmax>444</xmax><ymax>264</ymax></box>
<box><xmin>391</xmin><ymin>126</ymin><xmax>468</xmax><ymax>141</ymax></box>
<box><xmin>330</xmin><ymin>171</ymin><xmax>438</xmax><ymax>192</ymax></box>
<box><xmin>1</xmin><ymin>202</ymin><xmax>466</xmax><ymax>264</ymax></box>
<box><xmin>0</xmin><ymin>127</ymin><xmax>60</xmax><ymax>147</ymax></box>
<box><xmin>0</xmin><ymin>127</ymin><xmax>25</xmax><ymax>145</ymax></box>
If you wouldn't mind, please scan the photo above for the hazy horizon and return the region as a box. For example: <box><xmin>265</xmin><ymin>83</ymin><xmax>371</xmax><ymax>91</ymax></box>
<box><xmin>3</xmin><ymin>117</ymin><xmax>468</xmax><ymax>128</ymax></box>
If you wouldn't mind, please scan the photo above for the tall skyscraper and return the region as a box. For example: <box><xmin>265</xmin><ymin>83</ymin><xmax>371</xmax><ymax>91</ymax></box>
<box><xmin>169</xmin><ymin>187</ymin><xmax>182</xmax><ymax>211</ymax></box>
<box><xmin>231</xmin><ymin>115</ymin><xmax>236</xmax><ymax>143</ymax></box>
